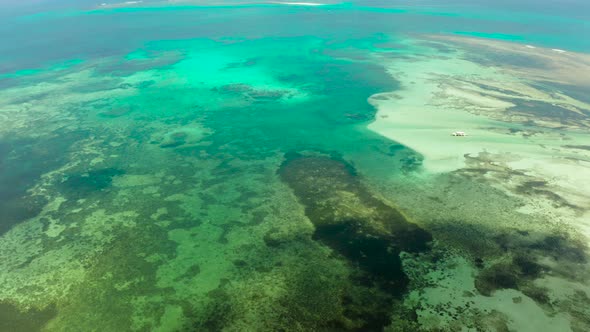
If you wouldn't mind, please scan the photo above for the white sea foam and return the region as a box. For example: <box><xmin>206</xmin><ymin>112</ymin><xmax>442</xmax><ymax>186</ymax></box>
<box><xmin>269</xmin><ymin>2</ymin><xmax>326</xmax><ymax>6</ymax></box>
<box><xmin>551</xmin><ymin>48</ymin><xmax>567</xmax><ymax>53</ymax></box>
<box><xmin>100</xmin><ymin>0</ymin><xmax>142</xmax><ymax>6</ymax></box>
<box><xmin>525</xmin><ymin>45</ymin><xmax>536</xmax><ymax>49</ymax></box>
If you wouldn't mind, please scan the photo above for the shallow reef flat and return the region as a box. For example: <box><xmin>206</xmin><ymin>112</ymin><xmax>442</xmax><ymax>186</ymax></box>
<box><xmin>0</xmin><ymin>35</ymin><xmax>417</xmax><ymax>331</ymax></box>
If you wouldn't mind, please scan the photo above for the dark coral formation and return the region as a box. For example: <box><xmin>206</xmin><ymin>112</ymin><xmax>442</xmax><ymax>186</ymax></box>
<box><xmin>60</xmin><ymin>168</ymin><xmax>125</xmax><ymax>198</ymax></box>
<box><xmin>98</xmin><ymin>107</ymin><xmax>132</xmax><ymax>118</ymax></box>
<box><xmin>160</xmin><ymin>131</ymin><xmax>188</xmax><ymax>148</ymax></box>
<box><xmin>475</xmin><ymin>230</ymin><xmax>587</xmax><ymax>303</ymax></box>
<box><xmin>0</xmin><ymin>130</ymin><xmax>88</xmax><ymax>235</ymax></box>
<box><xmin>0</xmin><ymin>302</ymin><xmax>57</xmax><ymax>332</ymax></box>
<box><xmin>212</xmin><ymin>83</ymin><xmax>289</xmax><ymax>103</ymax></box>
<box><xmin>475</xmin><ymin>262</ymin><xmax>520</xmax><ymax>296</ymax></box>
<box><xmin>278</xmin><ymin>152</ymin><xmax>432</xmax><ymax>329</ymax></box>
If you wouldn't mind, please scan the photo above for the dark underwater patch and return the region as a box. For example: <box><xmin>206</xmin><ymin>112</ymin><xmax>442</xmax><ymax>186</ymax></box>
<box><xmin>514</xmin><ymin>180</ymin><xmax>578</xmax><ymax>209</ymax></box>
<box><xmin>0</xmin><ymin>302</ymin><xmax>57</xmax><ymax>332</ymax></box>
<box><xmin>0</xmin><ymin>131</ymin><xmax>87</xmax><ymax>235</ymax></box>
<box><xmin>528</xmin><ymin>235</ymin><xmax>587</xmax><ymax>264</ymax></box>
<box><xmin>428</xmin><ymin>220</ymin><xmax>499</xmax><ymax>258</ymax></box>
<box><xmin>399</xmin><ymin>152</ymin><xmax>424</xmax><ymax>173</ymax></box>
<box><xmin>474</xmin><ymin>230</ymin><xmax>587</xmax><ymax>302</ymax></box>
<box><xmin>531</xmin><ymin>82</ymin><xmax>590</xmax><ymax>106</ymax></box>
<box><xmin>466</xmin><ymin>51</ymin><xmax>549</xmax><ymax>70</ymax></box>
<box><xmin>174</xmin><ymin>264</ymin><xmax>201</xmax><ymax>282</ymax></box>
<box><xmin>475</xmin><ymin>254</ymin><xmax>546</xmax><ymax>297</ymax></box>
<box><xmin>212</xmin><ymin>83</ymin><xmax>288</xmax><ymax>103</ymax></box>
<box><xmin>431</xmin><ymin>213</ymin><xmax>588</xmax><ymax>306</ymax></box>
<box><xmin>200</xmin><ymin>293</ymin><xmax>233</xmax><ymax>332</ymax></box>
<box><xmin>475</xmin><ymin>263</ymin><xmax>519</xmax><ymax>296</ymax></box>
<box><xmin>472</xmin><ymin>82</ymin><xmax>529</xmax><ymax>98</ymax></box>
<box><xmin>416</xmin><ymin>41</ymin><xmax>455</xmax><ymax>54</ymax></box>
<box><xmin>278</xmin><ymin>152</ymin><xmax>432</xmax><ymax>330</ymax></box>
<box><xmin>563</xmin><ymin>145</ymin><xmax>590</xmax><ymax>151</ymax></box>
<box><xmin>94</xmin><ymin>56</ymin><xmax>183</xmax><ymax>76</ymax></box>
<box><xmin>506</xmin><ymin>100</ymin><xmax>589</xmax><ymax>128</ymax></box>
<box><xmin>160</xmin><ymin>132</ymin><xmax>188</xmax><ymax>148</ymax></box>
<box><xmin>59</xmin><ymin>168</ymin><xmax>124</xmax><ymax>198</ymax></box>
<box><xmin>512</xmin><ymin>255</ymin><xmax>543</xmax><ymax>278</ymax></box>
<box><xmin>313</xmin><ymin>222</ymin><xmax>409</xmax><ymax>293</ymax></box>
<box><xmin>98</xmin><ymin>107</ymin><xmax>132</xmax><ymax>118</ymax></box>
<box><xmin>224</xmin><ymin>58</ymin><xmax>258</xmax><ymax>69</ymax></box>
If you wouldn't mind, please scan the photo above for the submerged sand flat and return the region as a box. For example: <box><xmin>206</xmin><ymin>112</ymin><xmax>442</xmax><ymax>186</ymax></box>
<box><xmin>369</xmin><ymin>35</ymin><xmax>590</xmax><ymax>206</ymax></box>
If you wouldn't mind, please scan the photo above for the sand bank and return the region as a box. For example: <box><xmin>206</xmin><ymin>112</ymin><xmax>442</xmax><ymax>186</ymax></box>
<box><xmin>368</xmin><ymin>36</ymin><xmax>590</xmax><ymax>212</ymax></box>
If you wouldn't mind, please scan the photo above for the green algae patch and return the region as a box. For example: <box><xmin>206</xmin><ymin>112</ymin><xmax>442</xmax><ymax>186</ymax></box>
<box><xmin>278</xmin><ymin>152</ymin><xmax>432</xmax><ymax>328</ymax></box>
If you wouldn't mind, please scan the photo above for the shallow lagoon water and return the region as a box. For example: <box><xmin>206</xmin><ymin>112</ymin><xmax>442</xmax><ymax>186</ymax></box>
<box><xmin>1</xmin><ymin>1</ymin><xmax>590</xmax><ymax>331</ymax></box>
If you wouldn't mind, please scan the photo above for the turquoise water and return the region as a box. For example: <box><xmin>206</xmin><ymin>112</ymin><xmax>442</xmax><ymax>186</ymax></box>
<box><xmin>1</xmin><ymin>1</ymin><xmax>589</xmax><ymax>331</ymax></box>
<box><xmin>2</xmin><ymin>0</ymin><xmax>589</xmax><ymax>73</ymax></box>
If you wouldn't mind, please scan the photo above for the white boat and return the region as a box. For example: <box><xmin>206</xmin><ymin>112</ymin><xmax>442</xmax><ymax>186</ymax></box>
<box><xmin>452</xmin><ymin>131</ymin><xmax>467</xmax><ymax>136</ymax></box>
